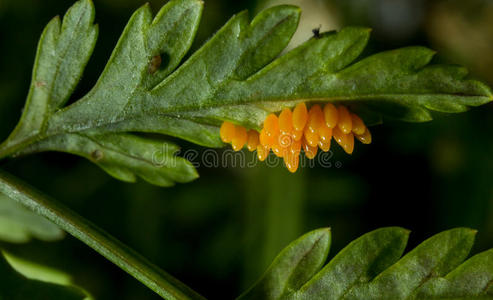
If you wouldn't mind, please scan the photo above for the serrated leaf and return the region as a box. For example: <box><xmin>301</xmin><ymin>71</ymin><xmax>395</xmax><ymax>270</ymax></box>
<box><xmin>19</xmin><ymin>132</ymin><xmax>198</xmax><ymax>187</ymax></box>
<box><xmin>239</xmin><ymin>227</ymin><xmax>493</xmax><ymax>300</ymax></box>
<box><xmin>238</xmin><ymin>228</ymin><xmax>331</xmax><ymax>300</ymax></box>
<box><xmin>0</xmin><ymin>192</ymin><xmax>64</xmax><ymax>243</ymax></box>
<box><xmin>345</xmin><ymin>228</ymin><xmax>477</xmax><ymax>299</ymax></box>
<box><xmin>0</xmin><ymin>0</ymin><xmax>491</xmax><ymax>185</ymax></box>
<box><xmin>0</xmin><ymin>252</ymin><xmax>91</xmax><ymax>300</ymax></box>
<box><xmin>5</xmin><ymin>0</ymin><xmax>97</xmax><ymax>142</ymax></box>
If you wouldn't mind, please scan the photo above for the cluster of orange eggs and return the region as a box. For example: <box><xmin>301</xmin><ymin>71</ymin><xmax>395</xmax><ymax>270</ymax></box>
<box><xmin>219</xmin><ymin>103</ymin><xmax>371</xmax><ymax>172</ymax></box>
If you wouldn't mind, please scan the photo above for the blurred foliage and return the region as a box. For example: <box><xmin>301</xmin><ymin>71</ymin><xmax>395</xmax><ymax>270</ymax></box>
<box><xmin>0</xmin><ymin>193</ymin><xmax>64</xmax><ymax>243</ymax></box>
<box><xmin>0</xmin><ymin>251</ymin><xmax>91</xmax><ymax>299</ymax></box>
<box><xmin>1</xmin><ymin>0</ymin><xmax>493</xmax><ymax>299</ymax></box>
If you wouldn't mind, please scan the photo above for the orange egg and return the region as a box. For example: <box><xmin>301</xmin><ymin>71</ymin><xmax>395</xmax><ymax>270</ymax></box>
<box><xmin>323</xmin><ymin>103</ymin><xmax>338</xmax><ymax>128</ymax></box>
<box><xmin>304</xmin><ymin>126</ymin><xmax>319</xmax><ymax>148</ymax></box>
<box><xmin>264</xmin><ymin>114</ymin><xmax>280</xmax><ymax>137</ymax></box>
<box><xmin>283</xmin><ymin>151</ymin><xmax>299</xmax><ymax>173</ymax></box>
<box><xmin>278</xmin><ymin>133</ymin><xmax>293</xmax><ymax>149</ymax></box>
<box><xmin>333</xmin><ymin>127</ymin><xmax>347</xmax><ymax>150</ymax></box>
<box><xmin>220</xmin><ymin>121</ymin><xmax>236</xmax><ymax>143</ymax></box>
<box><xmin>290</xmin><ymin>139</ymin><xmax>302</xmax><ymax>156</ymax></box>
<box><xmin>356</xmin><ymin>128</ymin><xmax>372</xmax><ymax>144</ymax></box>
<box><xmin>259</xmin><ymin>128</ymin><xmax>276</xmax><ymax>147</ymax></box>
<box><xmin>246</xmin><ymin>130</ymin><xmax>259</xmax><ymax>151</ymax></box>
<box><xmin>307</xmin><ymin>105</ymin><xmax>324</xmax><ymax>133</ymax></box>
<box><xmin>257</xmin><ymin>145</ymin><xmax>270</xmax><ymax>161</ymax></box>
<box><xmin>292</xmin><ymin>102</ymin><xmax>308</xmax><ymax>131</ymax></box>
<box><xmin>220</xmin><ymin>103</ymin><xmax>371</xmax><ymax>173</ymax></box>
<box><xmin>292</xmin><ymin>129</ymin><xmax>303</xmax><ymax>141</ymax></box>
<box><xmin>344</xmin><ymin>132</ymin><xmax>354</xmax><ymax>154</ymax></box>
<box><xmin>318</xmin><ymin>124</ymin><xmax>332</xmax><ymax>144</ymax></box>
<box><xmin>279</xmin><ymin>108</ymin><xmax>294</xmax><ymax>134</ymax></box>
<box><xmin>271</xmin><ymin>143</ymin><xmax>284</xmax><ymax>158</ymax></box>
<box><xmin>351</xmin><ymin>113</ymin><xmax>366</xmax><ymax>135</ymax></box>
<box><xmin>231</xmin><ymin>126</ymin><xmax>247</xmax><ymax>151</ymax></box>
<box><xmin>302</xmin><ymin>138</ymin><xmax>318</xmax><ymax>159</ymax></box>
<box><xmin>337</xmin><ymin>105</ymin><xmax>352</xmax><ymax>134</ymax></box>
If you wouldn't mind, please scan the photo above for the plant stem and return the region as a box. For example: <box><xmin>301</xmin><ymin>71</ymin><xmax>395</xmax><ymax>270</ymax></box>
<box><xmin>0</xmin><ymin>169</ymin><xmax>206</xmax><ymax>300</ymax></box>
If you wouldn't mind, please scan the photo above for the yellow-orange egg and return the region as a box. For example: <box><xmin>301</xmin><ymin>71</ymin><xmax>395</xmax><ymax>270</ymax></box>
<box><xmin>344</xmin><ymin>133</ymin><xmax>354</xmax><ymax>154</ymax></box>
<box><xmin>304</xmin><ymin>126</ymin><xmax>319</xmax><ymax>148</ymax></box>
<box><xmin>220</xmin><ymin>121</ymin><xmax>236</xmax><ymax>143</ymax></box>
<box><xmin>219</xmin><ymin>103</ymin><xmax>371</xmax><ymax>173</ymax></box>
<box><xmin>279</xmin><ymin>108</ymin><xmax>294</xmax><ymax>135</ymax></box>
<box><xmin>271</xmin><ymin>143</ymin><xmax>284</xmax><ymax>158</ymax></box>
<box><xmin>333</xmin><ymin>127</ymin><xmax>347</xmax><ymax>149</ymax></box>
<box><xmin>246</xmin><ymin>130</ymin><xmax>259</xmax><ymax>151</ymax></box>
<box><xmin>231</xmin><ymin>126</ymin><xmax>247</xmax><ymax>151</ymax></box>
<box><xmin>264</xmin><ymin>114</ymin><xmax>280</xmax><ymax>137</ymax></box>
<box><xmin>259</xmin><ymin>128</ymin><xmax>276</xmax><ymax>147</ymax></box>
<box><xmin>284</xmin><ymin>151</ymin><xmax>299</xmax><ymax>173</ymax></box>
<box><xmin>318</xmin><ymin>124</ymin><xmax>332</xmax><ymax>144</ymax></box>
<box><xmin>323</xmin><ymin>103</ymin><xmax>338</xmax><ymax>128</ymax></box>
<box><xmin>292</xmin><ymin>102</ymin><xmax>308</xmax><ymax>131</ymax></box>
<box><xmin>319</xmin><ymin>141</ymin><xmax>331</xmax><ymax>152</ymax></box>
<box><xmin>302</xmin><ymin>139</ymin><xmax>318</xmax><ymax>159</ymax></box>
<box><xmin>337</xmin><ymin>105</ymin><xmax>352</xmax><ymax>134</ymax></box>
<box><xmin>356</xmin><ymin>128</ymin><xmax>372</xmax><ymax>144</ymax></box>
<box><xmin>278</xmin><ymin>133</ymin><xmax>293</xmax><ymax>149</ymax></box>
<box><xmin>351</xmin><ymin>113</ymin><xmax>366</xmax><ymax>135</ymax></box>
<box><xmin>290</xmin><ymin>140</ymin><xmax>302</xmax><ymax>156</ymax></box>
<box><xmin>307</xmin><ymin>105</ymin><xmax>324</xmax><ymax>133</ymax></box>
<box><xmin>292</xmin><ymin>129</ymin><xmax>303</xmax><ymax>141</ymax></box>
<box><xmin>257</xmin><ymin>145</ymin><xmax>269</xmax><ymax>161</ymax></box>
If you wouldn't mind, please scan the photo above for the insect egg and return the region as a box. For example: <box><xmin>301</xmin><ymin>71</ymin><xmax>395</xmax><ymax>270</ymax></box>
<box><xmin>303</xmin><ymin>138</ymin><xmax>318</xmax><ymax>159</ymax></box>
<box><xmin>323</xmin><ymin>103</ymin><xmax>338</xmax><ymax>128</ymax></box>
<box><xmin>231</xmin><ymin>126</ymin><xmax>247</xmax><ymax>151</ymax></box>
<box><xmin>246</xmin><ymin>130</ymin><xmax>259</xmax><ymax>151</ymax></box>
<box><xmin>307</xmin><ymin>105</ymin><xmax>324</xmax><ymax>133</ymax></box>
<box><xmin>219</xmin><ymin>103</ymin><xmax>371</xmax><ymax>172</ymax></box>
<box><xmin>257</xmin><ymin>145</ymin><xmax>269</xmax><ymax>161</ymax></box>
<box><xmin>292</xmin><ymin>103</ymin><xmax>308</xmax><ymax>131</ymax></box>
<box><xmin>264</xmin><ymin>114</ymin><xmax>280</xmax><ymax>137</ymax></box>
<box><xmin>279</xmin><ymin>108</ymin><xmax>294</xmax><ymax>134</ymax></box>
<box><xmin>337</xmin><ymin>105</ymin><xmax>352</xmax><ymax>134</ymax></box>
<box><xmin>220</xmin><ymin>121</ymin><xmax>236</xmax><ymax>143</ymax></box>
<box><xmin>351</xmin><ymin>113</ymin><xmax>366</xmax><ymax>135</ymax></box>
<box><xmin>356</xmin><ymin>129</ymin><xmax>372</xmax><ymax>144</ymax></box>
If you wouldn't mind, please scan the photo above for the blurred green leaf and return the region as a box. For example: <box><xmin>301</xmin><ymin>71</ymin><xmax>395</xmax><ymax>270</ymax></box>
<box><xmin>240</xmin><ymin>227</ymin><xmax>493</xmax><ymax>299</ymax></box>
<box><xmin>0</xmin><ymin>169</ymin><xmax>206</xmax><ymax>300</ymax></box>
<box><xmin>0</xmin><ymin>0</ymin><xmax>491</xmax><ymax>186</ymax></box>
<box><xmin>0</xmin><ymin>251</ymin><xmax>91</xmax><ymax>300</ymax></box>
<box><xmin>0</xmin><ymin>192</ymin><xmax>63</xmax><ymax>243</ymax></box>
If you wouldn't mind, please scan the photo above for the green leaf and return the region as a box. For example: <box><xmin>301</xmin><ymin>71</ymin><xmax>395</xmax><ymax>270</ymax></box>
<box><xmin>0</xmin><ymin>0</ymin><xmax>491</xmax><ymax>185</ymax></box>
<box><xmin>5</xmin><ymin>0</ymin><xmax>97</xmax><ymax>143</ymax></box>
<box><xmin>0</xmin><ymin>251</ymin><xmax>91</xmax><ymax>300</ymax></box>
<box><xmin>19</xmin><ymin>132</ymin><xmax>198</xmax><ymax>187</ymax></box>
<box><xmin>0</xmin><ymin>169</ymin><xmax>206</xmax><ymax>300</ymax></box>
<box><xmin>0</xmin><ymin>192</ymin><xmax>64</xmax><ymax>243</ymax></box>
<box><xmin>239</xmin><ymin>227</ymin><xmax>493</xmax><ymax>300</ymax></box>
<box><xmin>238</xmin><ymin>228</ymin><xmax>331</xmax><ymax>300</ymax></box>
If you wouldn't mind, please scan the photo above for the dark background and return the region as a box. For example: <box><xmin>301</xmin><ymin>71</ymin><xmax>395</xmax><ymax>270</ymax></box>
<box><xmin>1</xmin><ymin>0</ymin><xmax>493</xmax><ymax>299</ymax></box>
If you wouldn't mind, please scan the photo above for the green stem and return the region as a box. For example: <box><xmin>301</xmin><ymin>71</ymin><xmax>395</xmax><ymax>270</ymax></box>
<box><xmin>0</xmin><ymin>169</ymin><xmax>206</xmax><ymax>300</ymax></box>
